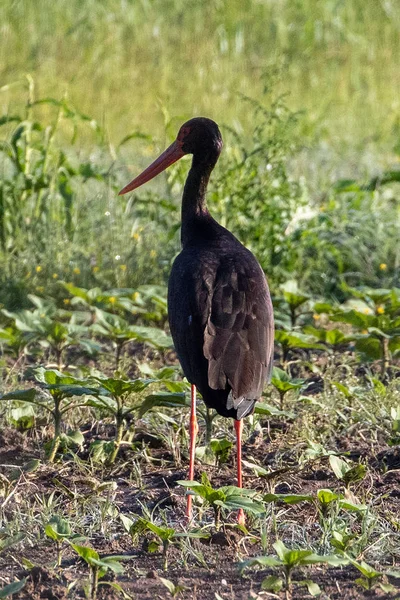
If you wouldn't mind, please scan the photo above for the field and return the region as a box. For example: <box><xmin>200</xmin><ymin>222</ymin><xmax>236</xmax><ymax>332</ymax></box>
<box><xmin>0</xmin><ymin>1</ymin><xmax>400</xmax><ymax>598</ymax></box>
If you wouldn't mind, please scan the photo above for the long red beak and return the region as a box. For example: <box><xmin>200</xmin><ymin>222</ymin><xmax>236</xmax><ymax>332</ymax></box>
<box><xmin>118</xmin><ymin>140</ymin><xmax>185</xmax><ymax>195</ymax></box>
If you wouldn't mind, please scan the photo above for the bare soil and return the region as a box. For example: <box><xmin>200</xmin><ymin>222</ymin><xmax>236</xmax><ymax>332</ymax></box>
<box><xmin>0</xmin><ymin>424</ymin><xmax>400</xmax><ymax>599</ymax></box>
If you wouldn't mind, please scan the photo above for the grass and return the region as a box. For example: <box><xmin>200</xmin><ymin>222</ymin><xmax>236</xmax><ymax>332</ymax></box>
<box><xmin>0</xmin><ymin>283</ymin><xmax>399</xmax><ymax>597</ymax></box>
<box><xmin>0</xmin><ymin>2</ymin><xmax>399</xmax><ymax>597</ymax></box>
<box><xmin>0</xmin><ymin>0</ymin><xmax>399</xmax><ymax>152</ymax></box>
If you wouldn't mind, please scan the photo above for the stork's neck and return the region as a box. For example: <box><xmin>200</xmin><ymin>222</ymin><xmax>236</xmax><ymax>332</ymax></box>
<box><xmin>181</xmin><ymin>151</ymin><xmax>219</xmax><ymax>246</ymax></box>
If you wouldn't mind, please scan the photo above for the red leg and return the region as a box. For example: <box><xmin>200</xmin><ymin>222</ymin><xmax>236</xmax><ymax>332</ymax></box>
<box><xmin>234</xmin><ymin>418</ymin><xmax>245</xmax><ymax>526</ymax></box>
<box><xmin>186</xmin><ymin>384</ymin><xmax>198</xmax><ymax>520</ymax></box>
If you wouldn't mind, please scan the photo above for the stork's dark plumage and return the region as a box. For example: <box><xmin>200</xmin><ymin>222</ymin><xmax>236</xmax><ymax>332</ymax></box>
<box><xmin>120</xmin><ymin>117</ymin><xmax>274</xmax><ymax>523</ymax></box>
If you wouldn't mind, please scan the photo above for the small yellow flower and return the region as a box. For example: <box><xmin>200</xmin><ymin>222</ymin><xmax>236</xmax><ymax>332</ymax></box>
<box><xmin>36</xmin><ymin>286</ymin><xmax>44</xmax><ymax>293</ymax></box>
<box><xmin>132</xmin><ymin>292</ymin><xmax>139</xmax><ymax>302</ymax></box>
<box><xmin>376</xmin><ymin>306</ymin><xmax>385</xmax><ymax>314</ymax></box>
<box><xmin>36</xmin><ymin>265</ymin><xmax>42</xmax><ymax>273</ymax></box>
<box><xmin>119</xmin><ymin>264</ymin><xmax>127</xmax><ymax>271</ymax></box>
<box><xmin>313</xmin><ymin>314</ymin><xmax>320</xmax><ymax>320</ymax></box>
<box><xmin>362</xmin><ymin>329</ymin><xmax>368</xmax><ymax>334</ymax></box>
<box><xmin>109</xmin><ymin>296</ymin><xmax>116</xmax><ymax>304</ymax></box>
<box><xmin>52</xmin><ymin>273</ymin><xmax>58</xmax><ymax>279</ymax></box>
<box><xmin>132</xmin><ymin>232</ymin><xmax>140</xmax><ymax>241</ymax></box>
<box><xmin>379</xmin><ymin>263</ymin><xmax>387</xmax><ymax>271</ymax></box>
<box><xmin>73</xmin><ymin>267</ymin><xmax>81</xmax><ymax>275</ymax></box>
<box><xmin>63</xmin><ymin>298</ymin><xmax>70</xmax><ymax>305</ymax></box>
<box><xmin>150</xmin><ymin>250</ymin><xmax>157</xmax><ymax>258</ymax></box>
<box><xmin>92</xmin><ymin>266</ymin><xmax>99</xmax><ymax>273</ymax></box>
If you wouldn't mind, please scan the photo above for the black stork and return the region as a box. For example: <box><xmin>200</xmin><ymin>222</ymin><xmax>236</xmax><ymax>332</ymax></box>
<box><xmin>119</xmin><ymin>118</ymin><xmax>274</xmax><ymax>524</ymax></box>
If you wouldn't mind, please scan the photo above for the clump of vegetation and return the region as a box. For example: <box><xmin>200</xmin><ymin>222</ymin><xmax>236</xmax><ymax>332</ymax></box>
<box><xmin>0</xmin><ymin>7</ymin><xmax>399</xmax><ymax>595</ymax></box>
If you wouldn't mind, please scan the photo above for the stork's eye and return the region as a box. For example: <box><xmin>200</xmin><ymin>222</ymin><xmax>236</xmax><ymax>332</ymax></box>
<box><xmin>178</xmin><ymin>126</ymin><xmax>191</xmax><ymax>142</ymax></box>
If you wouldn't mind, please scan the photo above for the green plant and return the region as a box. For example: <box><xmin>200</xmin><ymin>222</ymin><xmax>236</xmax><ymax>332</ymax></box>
<box><xmin>279</xmin><ymin>281</ymin><xmax>311</xmax><ymax>327</ymax></box>
<box><xmin>120</xmin><ymin>514</ymin><xmax>208</xmax><ymax>571</ymax></box>
<box><xmin>274</xmin><ymin>330</ymin><xmax>324</xmax><ymax>363</ymax></box>
<box><xmin>0</xmin><ymin>79</ymin><xmax>112</xmax><ymax>259</ymax></box>
<box><xmin>0</xmin><ymin>368</ymin><xmax>99</xmax><ymax>461</ymax></box>
<box><xmin>0</xmin><ymin>579</ymin><xmax>27</xmax><ymax>599</ymax></box>
<box><xmin>69</xmin><ymin>542</ymin><xmax>125</xmax><ymax>600</ymax></box>
<box><xmin>270</xmin><ymin>367</ymin><xmax>304</xmax><ymax>410</ymax></box>
<box><xmin>239</xmin><ymin>540</ymin><xmax>347</xmax><ymax>598</ymax></box>
<box><xmin>87</xmin><ymin>376</ymin><xmax>155</xmax><ymax>464</ymax></box>
<box><xmin>44</xmin><ymin>515</ymin><xmax>84</xmax><ymax>566</ymax></box>
<box><xmin>159</xmin><ymin>577</ymin><xmax>186</xmax><ymax>598</ymax></box>
<box><xmin>328</xmin><ymin>455</ymin><xmax>367</xmax><ymax>490</ymax></box>
<box><xmin>91</xmin><ymin>309</ymin><xmax>172</xmax><ymax>369</ymax></box>
<box><xmin>178</xmin><ymin>472</ymin><xmax>265</xmax><ymax>529</ymax></box>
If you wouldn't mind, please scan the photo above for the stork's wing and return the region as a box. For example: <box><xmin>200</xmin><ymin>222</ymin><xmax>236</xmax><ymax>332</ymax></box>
<box><xmin>198</xmin><ymin>255</ymin><xmax>274</xmax><ymax>403</ymax></box>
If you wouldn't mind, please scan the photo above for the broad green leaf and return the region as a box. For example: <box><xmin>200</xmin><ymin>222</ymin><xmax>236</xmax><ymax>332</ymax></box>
<box><xmin>1</xmin><ymin>389</ymin><xmax>38</xmax><ymax>402</ymax></box>
<box><xmin>119</xmin><ymin>514</ymin><xmax>134</xmax><ymax>533</ymax></box>
<box><xmin>317</xmin><ymin>489</ymin><xmax>339</xmax><ymax>504</ymax></box>
<box><xmin>239</xmin><ymin>555</ymin><xmax>282</xmax><ymax>573</ymax></box>
<box><xmin>45</xmin><ymin>515</ymin><xmax>71</xmax><ymax>540</ymax></box>
<box><xmin>90</xmin><ymin>556</ymin><xmax>125</xmax><ymax>574</ymax></box>
<box><xmin>139</xmin><ymin>392</ymin><xmax>188</xmax><ymax>417</ymax></box>
<box><xmin>329</xmin><ymin>455</ymin><xmax>350</xmax><ymax>480</ymax></box>
<box><xmin>301</xmin><ymin>580</ymin><xmax>322</xmax><ymax>596</ymax></box>
<box><xmin>261</xmin><ymin>575</ymin><xmax>283</xmax><ymax>592</ymax></box>
<box><xmin>0</xmin><ymin>579</ymin><xmax>27</xmax><ymax>598</ymax></box>
<box><xmin>70</xmin><ymin>543</ymin><xmax>99</xmax><ymax>564</ymax></box>
<box><xmin>254</xmin><ymin>402</ymin><xmax>293</xmax><ymax>417</ymax></box>
<box><xmin>264</xmin><ymin>493</ymin><xmax>313</xmax><ymax>504</ymax></box>
<box><xmin>350</xmin><ymin>559</ymin><xmax>381</xmax><ymax>579</ymax></box>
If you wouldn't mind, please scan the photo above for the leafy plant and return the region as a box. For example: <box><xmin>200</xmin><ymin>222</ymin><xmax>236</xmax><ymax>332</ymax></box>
<box><xmin>328</xmin><ymin>455</ymin><xmax>367</xmax><ymax>490</ymax></box>
<box><xmin>91</xmin><ymin>308</ymin><xmax>172</xmax><ymax>368</ymax></box>
<box><xmin>274</xmin><ymin>330</ymin><xmax>324</xmax><ymax>363</ymax></box>
<box><xmin>87</xmin><ymin>375</ymin><xmax>155</xmax><ymax>464</ymax></box>
<box><xmin>239</xmin><ymin>540</ymin><xmax>347</xmax><ymax>597</ymax></box>
<box><xmin>159</xmin><ymin>577</ymin><xmax>186</xmax><ymax>598</ymax></box>
<box><xmin>178</xmin><ymin>472</ymin><xmax>265</xmax><ymax>529</ymax></box>
<box><xmin>120</xmin><ymin>514</ymin><xmax>208</xmax><ymax>571</ymax></box>
<box><xmin>0</xmin><ymin>579</ymin><xmax>27</xmax><ymax>599</ymax></box>
<box><xmin>280</xmin><ymin>281</ymin><xmax>311</xmax><ymax>327</ymax></box>
<box><xmin>270</xmin><ymin>367</ymin><xmax>304</xmax><ymax>410</ymax></box>
<box><xmin>0</xmin><ymin>368</ymin><xmax>99</xmax><ymax>461</ymax></box>
<box><xmin>45</xmin><ymin>515</ymin><xmax>84</xmax><ymax>566</ymax></box>
<box><xmin>69</xmin><ymin>542</ymin><xmax>125</xmax><ymax>600</ymax></box>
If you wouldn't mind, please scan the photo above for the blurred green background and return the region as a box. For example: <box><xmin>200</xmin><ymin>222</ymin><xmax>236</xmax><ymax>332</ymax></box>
<box><xmin>2</xmin><ymin>0</ymin><xmax>399</xmax><ymax>145</ymax></box>
<box><xmin>0</xmin><ymin>0</ymin><xmax>399</xmax><ymax>307</ymax></box>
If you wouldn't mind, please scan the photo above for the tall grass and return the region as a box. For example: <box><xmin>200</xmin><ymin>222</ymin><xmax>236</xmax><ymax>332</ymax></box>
<box><xmin>1</xmin><ymin>0</ymin><xmax>399</xmax><ymax>148</ymax></box>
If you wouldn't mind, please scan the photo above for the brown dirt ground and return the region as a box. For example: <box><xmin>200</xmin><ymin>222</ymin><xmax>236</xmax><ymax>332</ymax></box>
<box><xmin>0</xmin><ymin>426</ymin><xmax>400</xmax><ymax>600</ymax></box>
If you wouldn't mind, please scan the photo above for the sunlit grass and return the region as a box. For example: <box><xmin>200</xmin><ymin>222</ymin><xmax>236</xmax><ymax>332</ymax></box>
<box><xmin>0</xmin><ymin>0</ymin><xmax>399</xmax><ymax>151</ymax></box>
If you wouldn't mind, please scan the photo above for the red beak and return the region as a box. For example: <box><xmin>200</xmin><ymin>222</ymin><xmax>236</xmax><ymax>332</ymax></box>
<box><xmin>118</xmin><ymin>140</ymin><xmax>185</xmax><ymax>195</ymax></box>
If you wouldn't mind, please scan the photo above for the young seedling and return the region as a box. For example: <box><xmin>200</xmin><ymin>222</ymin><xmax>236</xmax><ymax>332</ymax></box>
<box><xmin>159</xmin><ymin>577</ymin><xmax>186</xmax><ymax>598</ymax></box>
<box><xmin>329</xmin><ymin>455</ymin><xmax>367</xmax><ymax>491</ymax></box>
<box><xmin>274</xmin><ymin>330</ymin><xmax>324</xmax><ymax>364</ymax></box>
<box><xmin>69</xmin><ymin>542</ymin><xmax>125</xmax><ymax>600</ymax></box>
<box><xmin>280</xmin><ymin>282</ymin><xmax>311</xmax><ymax>327</ymax></box>
<box><xmin>87</xmin><ymin>375</ymin><xmax>155</xmax><ymax>464</ymax></box>
<box><xmin>91</xmin><ymin>308</ymin><xmax>172</xmax><ymax>368</ymax></box>
<box><xmin>178</xmin><ymin>472</ymin><xmax>265</xmax><ymax>529</ymax></box>
<box><xmin>44</xmin><ymin>515</ymin><xmax>84</xmax><ymax>566</ymax></box>
<box><xmin>270</xmin><ymin>367</ymin><xmax>304</xmax><ymax>410</ymax></box>
<box><xmin>0</xmin><ymin>368</ymin><xmax>99</xmax><ymax>462</ymax></box>
<box><xmin>120</xmin><ymin>514</ymin><xmax>209</xmax><ymax>571</ymax></box>
<box><xmin>3</xmin><ymin>296</ymin><xmax>87</xmax><ymax>370</ymax></box>
<box><xmin>239</xmin><ymin>540</ymin><xmax>348</xmax><ymax>599</ymax></box>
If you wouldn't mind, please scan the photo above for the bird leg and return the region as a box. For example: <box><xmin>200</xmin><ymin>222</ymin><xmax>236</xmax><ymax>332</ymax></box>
<box><xmin>234</xmin><ymin>418</ymin><xmax>245</xmax><ymax>526</ymax></box>
<box><xmin>186</xmin><ymin>384</ymin><xmax>198</xmax><ymax>520</ymax></box>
